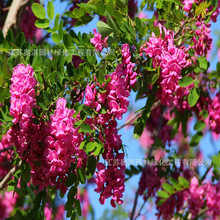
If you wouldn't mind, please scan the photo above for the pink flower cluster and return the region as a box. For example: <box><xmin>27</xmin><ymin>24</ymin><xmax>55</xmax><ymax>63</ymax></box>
<box><xmin>84</xmin><ymin>44</ymin><xmax>137</xmax><ymax>207</ymax></box>
<box><xmin>0</xmin><ymin>133</ymin><xmax>13</xmax><ymax>179</ymax></box>
<box><xmin>90</xmin><ymin>29</ymin><xmax>108</xmax><ymax>52</ymax></box>
<box><xmin>121</xmin><ymin>44</ymin><xmax>137</xmax><ymax>88</ymax></box>
<box><xmin>94</xmin><ymin>118</ymin><xmax>125</xmax><ymax>208</ymax></box>
<box><xmin>9</xmin><ymin>64</ymin><xmax>86</xmax><ymax>194</ymax></box>
<box><xmin>10</xmin><ymin>64</ymin><xmax>37</xmax><ymax>124</ymax></box>
<box><xmin>187</xmin><ymin>177</ymin><xmax>206</xmax><ymax>218</ymax></box>
<box><xmin>209</xmin><ymin>93</ymin><xmax>220</xmax><ymax>134</ymax></box>
<box><xmin>95</xmin><ymin>153</ymin><xmax>125</xmax><ymax>208</ymax></box>
<box><xmin>192</xmin><ymin>21</ymin><xmax>212</xmax><ymax>56</ymax></box>
<box><xmin>0</xmin><ymin>191</ymin><xmax>18</xmax><ymax>219</ymax></box>
<box><xmin>20</xmin><ymin>0</ymin><xmax>41</xmax><ymax>41</ymax></box>
<box><xmin>138</xmin><ymin>166</ymin><xmax>162</xmax><ymax>201</ymax></box>
<box><xmin>33</xmin><ymin>98</ymin><xmax>85</xmax><ymax>193</ymax></box>
<box><xmin>85</xmin><ymin>44</ymin><xmax>136</xmax><ymax>120</ymax></box>
<box><xmin>140</xmin><ymin>25</ymin><xmax>189</xmax><ymax>105</ymax></box>
<box><xmin>187</xmin><ymin>177</ymin><xmax>220</xmax><ymax>218</ymax></box>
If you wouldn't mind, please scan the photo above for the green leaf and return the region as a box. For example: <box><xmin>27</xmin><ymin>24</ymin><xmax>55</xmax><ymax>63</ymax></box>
<box><xmin>79</xmin><ymin>123</ymin><xmax>93</xmax><ymax>134</ymax></box>
<box><xmin>54</xmin><ymin>14</ymin><xmax>60</xmax><ymax>30</ymax></box>
<box><xmin>188</xmin><ymin>88</ymin><xmax>199</xmax><ymax>107</ymax></box>
<box><xmin>77</xmin><ymin>168</ymin><xmax>86</xmax><ymax>184</ymax></box>
<box><xmin>178</xmin><ymin>76</ymin><xmax>194</xmax><ymax>87</ymax></box>
<box><xmin>0</xmin><ymin>30</ymin><xmax>4</xmax><ymax>44</ymax></box>
<box><xmin>63</xmin><ymin>34</ymin><xmax>73</xmax><ymax>49</ymax></box>
<box><xmin>65</xmin><ymin>173</ymin><xmax>77</xmax><ymax>187</ymax></box>
<box><xmin>58</xmin><ymin>20</ymin><xmax>63</xmax><ymax>39</ymax></box>
<box><xmin>157</xmin><ymin>190</ymin><xmax>169</xmax><ymax>198</ymax></box>
<box><xmin>151</xmin><ymin>73</ymin><xmax>159</xmax><ymax>85</ymax></box>
<box><xmin>97</xmin><ymin>21</ymin><xmax>113</xmax><ymax>38</ymax></box>
<box><xmin>85</xmin><ymin>156</ymin><xmax>96</xmax><ymax>179</ymax></box>
<box><xmin>170</xmin><ymin>177</ymin><xmax>182</xmax><ymax>191</ymax></box>
<box><xmin>162</xmin><ymin>183</ymin><xmax>175</xmax><ymax>194</ymax></box>
<box><xmin>31</xmin><ymin>3</ymin><xmax>46</xmax><ymax>19</ymax></box>
<box><xmin>15</xmin><ymin>32</ymin><xmax>26</xmax><ymax>47</ymax></box>
<box><xmin>178</xmin><ymin>176</ymin><xmax>189</xmax><ymax>188</ymax></box>
<box><xmin>21</xmin><ymin>161</ymin><xmax>31</xmax><ymax>183</ymax></box>
<box><xmin>157</xmin><ymin>198</ymin><xmax>166</xmax><ymax>206</ymax></box>
<box><xmin>189</xmin><ymin>131</ymin><xmax>203</xmax><ymax>147</ymax></box>
<box><xmin>75</xmin><ymin>199</ymin><xmax>82</xmax><ymax>216</ymax></box>
<box><xmin>35</xmin><ymin>18</ymin><xmax>50</xmax><ymax>28</ymax></box>
<box><xmin>197</xmin><ymin>56</ymin><xmax>209</xmax><ymax>70</ymax></box>
<box><xmin>93</xmin><ymin>143</ymin><xmax>103</xmax><ymax>156</ymax></box>
<box><xmin>194</xmin><ymin>120</ymin><xmax>205</xmax><ymax>131</ymax></box>
<box><xmin>47</xmin><ymin>1</ymin><xmax>54</xmax><ymax>20</ymax></box>
<box><xmin>86</xmin><ymin>142</ymin><xmax>96</xmax><ymax>153</ymax></box>
<box><xmin>52</xmin><ymin>33</ymin><xmax>61</xmax><ymax>43</ymax></box>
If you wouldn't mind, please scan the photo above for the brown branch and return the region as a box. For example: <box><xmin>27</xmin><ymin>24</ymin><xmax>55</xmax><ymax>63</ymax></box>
<box><xmin>0</xmin><ymin>146</ymin><xmax>13</xmax><ymax>154</ymax></box>
<box><xmin>0</xmin><ymin>160</ymin><xmax>22</xmax><ymax>190</ymax></box>
<box><xmin>200</xmin><ymin>164</ymin><xmax>212</xmax><ymax>184</ymax></box>
<box><xmin>117</xmin><ymin>100</ymin><xmax>161</xmax><ymax>131</ymax></box>
<box><xmin>2</xmin><ymin>0</ymin><xmax>31</xmax><ymax>37</ymax></box>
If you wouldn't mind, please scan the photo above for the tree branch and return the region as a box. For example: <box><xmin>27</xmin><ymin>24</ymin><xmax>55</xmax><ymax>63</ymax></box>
<box><xmin>0</xmin><ymin>160</ymin><xmax>22</xmax><ymax>190</ymax></box>
<box><xmin>2</xmin><ymin>0</ymin><xmax>31</xmax><ymax>37</ymax></box>
<box><xmin>0</xmin><ymin>146</ymin><xmax>13</xmax><ymax>154</ymax></box>
<box><xmin>118</xmin><ymin>100</ymin><xmax>161</xmax><ymax>131</ymax></box>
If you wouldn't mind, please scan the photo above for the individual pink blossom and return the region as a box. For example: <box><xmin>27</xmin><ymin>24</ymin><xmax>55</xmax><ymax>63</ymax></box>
<box><xmin>183</xmin><ymin>0</ymin><xmax>195</xmax><ymax>12</ymax></box>
<box><xmin>90</xmin><ymin>29</ymin><xmax>108</xmax><ymax>52</ymax></box>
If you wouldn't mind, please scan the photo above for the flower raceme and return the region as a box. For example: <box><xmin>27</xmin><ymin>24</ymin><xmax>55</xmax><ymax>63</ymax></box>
<box><xmin>140</xmin><ymin>24</ymin><xmax>190</xmax><ymax>106</ymax></box>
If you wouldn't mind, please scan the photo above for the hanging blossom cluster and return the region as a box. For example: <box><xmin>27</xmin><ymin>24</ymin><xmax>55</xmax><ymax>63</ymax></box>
<box><xmin>154</xmin><ymin>176</ymin><xmax>220</xmax><ymax>220</ymax></box>
<box><xmin>0</xmin><ymin>133</ymin><xmax>13</xmax><ymax>179</ymax></box>
<box><xmin>192</xmin><ymin>21</ymin><xmax>212</xmax><ymax>56</ymax></box>
<box><xmin>138</xmin><ymin>166</ymin><xmax>162</xmax><ymax>201</ymax></box>
<box><xmin>209</xmin><ymin>93</ymin><xmax>220</xmax><ymax>134</ymax></box>
<box><xmin>140</xmin><ymin>25</ymin><xmax>190</xmax><ymax>106</ymax></box>
<box><xmin>84</xmin><ymin>43</ymin><xmax>137</xmax><ymax>207</ymax></box>
<box><xmin>20</xmin><ymin>0</ymin><xmax>42</xmax><ymax>41</ymax></box>
<box><xmin>187</xmin><ymin>177</ymin><xmax>220</xmax><ymax>218</ymax></box>
<box><xmin>32</xmin><ymin>98</ymin><xmax>85</xmax><ymax>193</ymax></box>
<box><xmin>0</xmin><ymin>191</ymin><xmax>18</xmax><ymax>219</ymax></box>
<box><xmin>8</xmin><ymin>64</ymin><xmax>86</xmax><ymax>193</ymax></box>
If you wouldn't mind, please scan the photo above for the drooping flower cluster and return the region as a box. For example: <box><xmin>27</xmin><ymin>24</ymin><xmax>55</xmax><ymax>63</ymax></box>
<box><xmin>187</xmin><ymin>177</ymin><xmax>206</xmax><ymax>218</ymax></box>
<box><xmin>0</xmin><ymin>133</ymin><xmax>13</xmax><ymax>179</ymax></box>
<box><xmin>10</xmin><ymin>64</ymin><xmax>37</xmax><ymax>124</ymax></box>
<box><xmin>140</xmin><ymin>25</ymin><xmax>190</xmax><ymax>105</ymax></box>
<box><xmin>192</xmin><ymin>21</ymin><xmax>212</xmax><ymax>56</ymax></box>
<box><xmin>84</xmin><ymin>44</ymin><xmax>137</xmax><ymax>207</ymax></box>
<box><xmin>0</xmin><ymin>191</ymin><xmax>18</xmax><ymax>219</ymax></box>
<box><xmin>9</xmin><ymin>64</ymin><xmax>86</xmax><ymax>193</ymax></box>
<box><xmin>209</xmin><ymin>93</ymin><xmax>220</xmax><ymax>134</ymax></box>
<box><xmin>138</xmin><ymin>166</ymin><xmax>162</xmax><ymax>201</ymax></box>
<box><xmin>90</xmin><ymin>29</ymin><xmax>108</xmax><ymax>52</ymax></box>
<box><xmin>32</xmin><ymin>98</ymin><xmax>85</xmax><ymax>192</ymax></box>
<box><xmin>95</xmin><ymin>152</ymin><xmax>125</xmax><ymax>208</ymax></box>
<box><xmin>20</xmin><ymin>0</ymin><xmax>41</xmax><ymax>41</ymax></box>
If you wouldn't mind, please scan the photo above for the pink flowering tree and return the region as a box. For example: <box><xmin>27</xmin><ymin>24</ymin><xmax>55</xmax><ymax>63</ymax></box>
<box><xmin>1</xmin><ymin>0</ymin><xmax>220</xmax><ymax>219</ymax></box>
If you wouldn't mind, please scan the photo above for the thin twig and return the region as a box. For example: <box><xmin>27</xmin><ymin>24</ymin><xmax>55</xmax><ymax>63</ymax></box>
<box><xmin>0</xmin><ymin>146</ymin><xmax>13</xmax><ymax>154</ymax></box>
<box><xmin>134</xmin><ymin>200</ymin><xmax>147</xmax><ymax>220</ymax></box>
<box><xmin>200</xmin><ymin>164</ymin><xmax>212</xmax><ymax>184</ymax></box>
<box><xmin>117</xmin><ymin>100</ymin><xmax>161</xmax><ymax>131</ymax></box>
<box><xmin>0</xmin><ymin>160</ymin><xmax>22</xmax><ymax>190</ymax></box>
